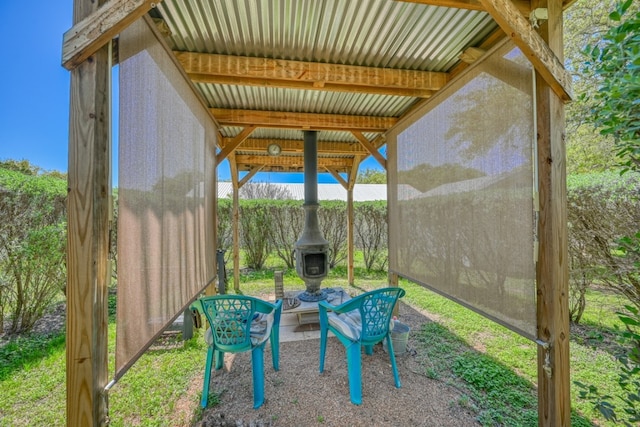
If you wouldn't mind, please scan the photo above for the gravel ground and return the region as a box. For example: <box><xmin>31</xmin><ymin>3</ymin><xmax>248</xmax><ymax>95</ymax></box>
<box><xmin>196</xmin><ymin>302</ymin><xmax>480</xmax><ymax>427</ymax></box>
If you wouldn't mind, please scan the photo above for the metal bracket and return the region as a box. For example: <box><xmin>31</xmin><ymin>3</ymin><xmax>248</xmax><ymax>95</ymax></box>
<box><xmin>536</xmin><ymin>339</ymin><xmax>552</xmax><ymax>378</ymax></box>
<box><xmin>530</xmin><ymin>8</ymin><xmax>548</xmax><ymax>28</ymax></box>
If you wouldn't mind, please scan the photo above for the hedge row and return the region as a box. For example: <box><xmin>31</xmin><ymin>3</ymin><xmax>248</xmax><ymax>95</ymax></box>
<box><xmin>217</xmin><ymin>199</ymin><xmax>388</xmax><ymax>271</ymax></box>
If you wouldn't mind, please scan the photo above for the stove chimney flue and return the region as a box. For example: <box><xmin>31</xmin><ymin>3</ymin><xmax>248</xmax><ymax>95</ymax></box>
<box><xmin>294</xmin><ymin>130</ymin><xmax>330</xmax><ymax>302</ymax></box>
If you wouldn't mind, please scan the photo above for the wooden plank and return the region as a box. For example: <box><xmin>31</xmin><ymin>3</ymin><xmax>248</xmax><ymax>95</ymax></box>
<box><xmin>533</xmin><ymin>1</ymin><xmax>570</xmax><ymax>426</ymax></box>
<box><xmin>216</xmin><ymin>125</ymin><xmax>256</xmax><ymax>164</ymax></box>
<box><xmin>234</xmin><ymin>155</ymin><xmax>353</xmax><ymax>170</ymax></box>
<box><xmin>229</xmin><ymin>153</ymin><xmax>241</xmax><ymax>293</ymax></box>
<box><xmin>176</xmin><ymin>52</ymin><xmax>447</xmax><ymax>98</ymax></box>
<box><xmin>478</xmin><ymin>0</ymin><xmax>573</xmax><ymax>101</ymax></box>
<box><xmin>63</xmin><ymin>0</ymin><xmax>161</xmax><ymax>70</ymax></box>
<box><xmin>66</xmin><ymin>1</ymin><xmax>111</xmax><ymax>426</ymax></box>
<box><xmin>211</xmin><ymin>108</ymin><xmax>397</xmax><ymax>132</ymax></box>
<box><xmin>238</xmin><ymin>166</ymin><xmax>264</xmax><ymax>187</ymax></box>
<box><xmin>352</xmin><ymin>131</ymin><xmax>387</xmax><ymax>170</ymax></box>
<box><xmin>227</xmin><ymin>138</ymin><xmax>369</xmax><ymax>156</ymax></box>
<box><xmin>347</xmin><ymin>156</ymin><xmax>362</xmax><ymax>286</ymax></box>
<box><xmin>449</xmin><ymin>27</ymin><xmax>506</xmax><ymax>78</ymax></box>
<box><xmin>325</xmin><ymin>168</ymin><xmax>349</xmax><ymax>189</ymax></box>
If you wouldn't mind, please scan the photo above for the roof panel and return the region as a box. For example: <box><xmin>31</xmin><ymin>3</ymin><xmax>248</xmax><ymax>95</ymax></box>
<box><xmin>197</xmin><ymin>83</ymin><xmax>415</xmax><ymax>116</ymax></box>
<box><xmin>158</xmin><ymin>0</ymin><xmax>496</xmax><ymax>71</ymax></box>
<box><xmin>153</xmin><ymin>0</ymin><xmax>501</xmax><ymax>172</ymax></box>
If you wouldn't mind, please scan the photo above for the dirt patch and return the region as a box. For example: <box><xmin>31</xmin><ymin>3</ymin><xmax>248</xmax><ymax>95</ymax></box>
<box><xmin>196</xmin><ymin>303</ymin><xmax>479</xmax><ymax>427</ymax></box>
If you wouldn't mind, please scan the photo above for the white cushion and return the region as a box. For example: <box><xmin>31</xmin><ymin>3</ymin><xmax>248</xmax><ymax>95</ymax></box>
<box><xmin>328</xmin><ymin>309</ymin><xmax>362</xmax><ymax>341</ymax></box>
<box><xmin>250</xmin><ymin>311</ymin><xmax>274</xmax><ymax>346</ymax></box>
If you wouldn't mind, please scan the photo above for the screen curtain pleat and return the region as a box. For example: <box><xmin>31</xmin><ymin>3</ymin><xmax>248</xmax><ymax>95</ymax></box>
<box><xmin>115</xmin><ymin>18</ymin><xmax>217</xmax><ymax>380</ymax></box>
<box><xmin>388</xmin><ymin>41</ymin><xmax>537</xmax><ymax>339</ymax></box>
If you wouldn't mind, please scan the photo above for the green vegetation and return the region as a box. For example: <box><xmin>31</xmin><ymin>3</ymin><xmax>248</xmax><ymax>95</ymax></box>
<box><xmin>0</xmin><ymin>268</ymin><xmax>627</xmax><ymax>426</ymax></box>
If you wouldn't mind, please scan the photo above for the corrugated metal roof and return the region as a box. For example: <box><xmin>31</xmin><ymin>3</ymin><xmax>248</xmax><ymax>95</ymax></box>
<box><xmin>153</xmin><ymin>0</ymin><xmax>500</xmax><ymax>173</ymax></box>
<box><xmin>159</xmin><ymin>0</ymin><xmax>496</xmax><ymax>71</ymax></box>
<box><xmin>218</xmin><ymin>182</ymin><xmax>387</xmax><ymax>201</ymax></box>
<box><xmin>197</xmin><ymin>83</ymin><xmax>414</xmax><ymax>116</ymax></box>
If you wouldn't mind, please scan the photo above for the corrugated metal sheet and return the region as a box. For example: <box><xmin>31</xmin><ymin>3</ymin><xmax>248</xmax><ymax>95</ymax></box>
<box><xmin>158</xmin><ymin>0</ymin><xmax>496</xmax><ymax>72</ymax></box>
<box><xmin>197</xmin><ymin>83</ymin><xmax>414</xmax><ymax>116</ymax></box>
<box><xmin>154</xmin><ymin>0</ymin><xmax>499</xmax><ymax>171</ymax></box>
<box><xmin>217</xmin><ymin>182</ymin><xmax>387</xmax><ymax>201</ymax></box>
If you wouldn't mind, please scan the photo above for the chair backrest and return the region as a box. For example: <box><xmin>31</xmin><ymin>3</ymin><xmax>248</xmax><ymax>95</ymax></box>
<box><xmin>199</xmin><ymin>295</ymin><xmax>257</xmax><ymax>351</ymax></box>
<box><xmin>357</xmin><ymin>287</ymin><xmax>405</xmax><ymax>341</ymax></box>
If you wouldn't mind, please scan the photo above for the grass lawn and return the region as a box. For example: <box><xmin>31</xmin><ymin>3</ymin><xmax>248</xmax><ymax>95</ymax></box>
<box><xmin>0</xmin><ymin>261</ymin><xmax>630</xmax><ymax>426</ymax></box>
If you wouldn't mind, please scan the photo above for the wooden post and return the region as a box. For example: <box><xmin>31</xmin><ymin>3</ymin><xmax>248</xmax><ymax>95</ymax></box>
<box><xmin>347</xmin><ymin>188</ymin><xmax>355</xmax><ymax>286</ymax></box>
<box><xmin>66</xmin><ymin>1</ymin><xmax>111</xmax><ymax>425</ymax></box>
<box><xmin>389</xmin><ymin>271</ymin><xmax>400</xmax><ymax>317</ymax></box>
<box><xmin>347</xmin><ymin>156</ymin><xmax>361</xmax><ymax>286</ymax></box>
<box><xmin>534</xmin><ymin>1</ymin><xmax>570</xmax><ymax>426</ymax></box>
<box><xmin>230</xmin><ymin>153</ymin><xmax>241</xmax><ymax>292</ymax></box>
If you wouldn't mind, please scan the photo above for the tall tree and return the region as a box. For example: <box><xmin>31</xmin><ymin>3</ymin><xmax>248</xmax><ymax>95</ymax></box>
<box><xmin>564</xmin><ymin>0</ymin><xmax>639</xmax><ymax>173</ymax></box>
<box><xmin>583</xmin><ymin>0</ymin><xmax>640</xmax><ymax>173</ymax></box>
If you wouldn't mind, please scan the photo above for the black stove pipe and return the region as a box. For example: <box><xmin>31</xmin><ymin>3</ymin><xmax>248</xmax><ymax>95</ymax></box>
<box><xmin>303</xmin><ymin>131</ymin><xmax>318</xmax><ymax>205</ymax></box>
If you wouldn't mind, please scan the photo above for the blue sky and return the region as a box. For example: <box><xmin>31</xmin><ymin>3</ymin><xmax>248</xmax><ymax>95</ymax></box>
<box><xmin>0</xmin><ymin>1</ymin><xmax>382</xmax><ymax>184</ymax></box>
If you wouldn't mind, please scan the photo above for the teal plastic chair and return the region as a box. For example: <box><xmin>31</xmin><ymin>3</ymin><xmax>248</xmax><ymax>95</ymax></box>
<box><xmin>318</xmin><ymin>287</ymin><xmax>406</xmax><ymax>405</ymax></box>
<box><xmin>191</xmin><ymin>295</ymin><xmax>282</xmax><ymax>409</ymax></box>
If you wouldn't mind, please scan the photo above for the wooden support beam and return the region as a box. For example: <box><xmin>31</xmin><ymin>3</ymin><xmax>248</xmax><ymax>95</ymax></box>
<box><xmin>450</xmin><ymin>27</ymin><xmax>506</xmax><ymax>79</ymax></box>
<box><xmin>325</xmin><ymin>167</ymin><xmax>349</xmax><ymax>189</ymax></box>
<box><xmin>478</xmin><ymin>0</ymin><xmax>573</xmax><ymax>101</ymax></box>
<box><xmin>352</xmin><ymin>131</ymin><xmax>387</xmax><ymax>170</ymax></box>
<box><xmin>238</xmin><ymin>165</ymin><xmax>264</xmax><ymax>187</ymax></box>
<box><xmin>62</xmin><ymin>0</ymin><xmax>161</xmax><ymax>70</ymax></box>
<box><xmin>533</xmin><ymin>1</ymin><xmax>570</xmax><ymax>426</ymax></box>
<box><xmin>226</xmin><ymin>138</ymin><xmax>368</xmax><ymax>156</ymax></box>
<box><xmin>211</xmin><ymin>108</ymin><xmax>397</xmax><ymax>132</ymax></box>
<box><xmin>216</xmin><ymin>125</ymin><xmax>256</xmax><ymax>164</ymax></box>
<box><xmin>228</xmin><ymin>153</ymin><xmax>241</xmax><ymax>293</ymax></box>
<box><xmin>459</xmin><ymin>47</ymin><xmax>487</xmax><ymax>64</ymax></box>
<box><xmin>347</xmin><ymin>155</ymin><xmax>362</xmax><ymax>286</ymax></box>
<box><xmin>175</xmin><ymin>52</ymin><xmax>447</xmax><ymax>98</ymax></box>
<box><xmin>234</xmin><ymin>155</ymin><xmax>354</xmax><ymax>171</ymax></box>
<box><xmin>66</xmin><ymin>1</ymin><xmax>112</xmax><ymax>426</ymax></box>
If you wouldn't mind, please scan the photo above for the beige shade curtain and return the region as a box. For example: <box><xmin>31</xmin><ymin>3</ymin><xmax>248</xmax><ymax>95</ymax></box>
<box><xmin>388</xmin><ymin>40</ymin><xmax>537</xmax><ymax>339</ymax></box>
<box><xmin>115</xmin><ymin>17</ymin><xmax>217</xmax><ymax>380</ymax></box>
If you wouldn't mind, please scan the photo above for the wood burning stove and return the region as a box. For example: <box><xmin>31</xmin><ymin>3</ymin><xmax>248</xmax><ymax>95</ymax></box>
<box><xmin>294</xmin><ymin>131</ymin><xmax>330</xmax><ymax>302</ymax></box>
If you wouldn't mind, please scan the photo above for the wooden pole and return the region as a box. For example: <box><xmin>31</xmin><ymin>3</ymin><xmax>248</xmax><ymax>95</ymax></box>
<box><xmin>347</xmin><ymin>156</ymin><xmax>361</xmax><ymax>286</ymax></box>
<box><xmin>347</xmin><ymin>188</ymin><xmax>355</xmax><ymax>286</ymax></box>
<box><xmin>229</xmin><ymin>153</ymin><xmax>241</xmax><ymax>293</ymax></box>
<box><xmin>66</xmin><ymin>1</ymin><xmax>111</xmax><ymax>425</ymax></box>
<box><xmin>534</xmin><ymin>1</ymin><xmax>570</xmax><ymax>426</ymax></box>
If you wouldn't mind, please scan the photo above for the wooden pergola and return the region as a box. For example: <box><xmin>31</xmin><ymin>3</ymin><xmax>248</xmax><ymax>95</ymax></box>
<box><xmin>63</xmin><ymin>0</ymin><xmax>572</xmax><ymax>425</ymax></box>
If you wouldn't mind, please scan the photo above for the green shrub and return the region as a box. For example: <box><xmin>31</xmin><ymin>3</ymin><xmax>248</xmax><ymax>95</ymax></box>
<box><xmin>0</xmin><ymin>168</ymin><xmax>67</xmax><ymax>334</ymax></box>
<box><xmin>567</xmin><ymin>172</ymin><xmax>640</xmax><ymax>321</ymax></box>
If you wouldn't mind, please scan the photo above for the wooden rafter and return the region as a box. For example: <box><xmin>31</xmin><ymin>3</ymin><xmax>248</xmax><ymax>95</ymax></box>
<box><xmin>216</xmin><ymin>125</ymin><xmax>256</xmax><ymax>164</ymax></box>
<box><xmin>211</xmin><ymin>109</ymin><xmax>397</xmax><ymax>132</ymax></box>
<box><xmin>234</xmin><ymin>154</ymin><xmax>353</xmax><ymax>170</ymax></box>
<box><xmin>352</xmin><ymin>131</ymin><xmax>387</xmax><ymax>170</ymax></box>
<box><xmin>238</xmin><ymin>166</ymin><xmax>264</xmax><ymax>187</ymax></box>
<box><xmin>226</xmin><ymin>138</ymin><xmax>369</xmax><ymax>156</ymax></box>
<box><xmin>450</xmin><ymin>27</ymin><xmax>506</xmax><ymax>78</ymax></box>
<box><xmin>176</xmin><ymin>52</ymin><xmax>447</xmax><ymax>98</ymax></box>
<box><xmin>325</xmin><ymin>168</ymin><xmax>349</xmax><ymax>189</ymax></box>
<box><xmin>62</xmin><ymin>0</ymin><xmax>161</xmax><ymax>69</ymax></box>
<box><xmin>479</xmin><ymin>0</ymin><xmax>572</xmax><ymax>101</ymax></box>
